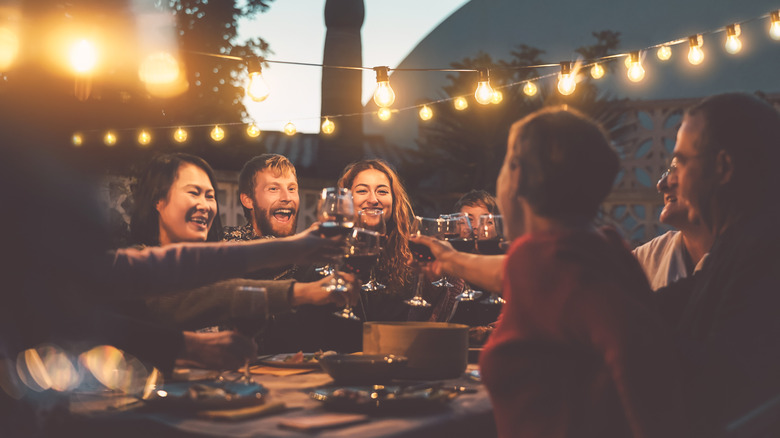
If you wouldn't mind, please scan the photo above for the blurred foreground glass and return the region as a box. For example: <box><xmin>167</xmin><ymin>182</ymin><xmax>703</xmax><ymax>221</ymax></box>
<box><xmin>357</xmin><ymin>209</ymin><xmax>387</xmax><ymax>292</ymax></box>
<box><xmin>476</xmin><ymin>214</ymin><xmax>506</xmax><ymax>305</ymax></box>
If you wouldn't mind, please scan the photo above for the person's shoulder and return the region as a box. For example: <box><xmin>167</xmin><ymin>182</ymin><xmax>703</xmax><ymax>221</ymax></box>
<box><xmin>633</xmin><ymin>230</ymin><xmax>679</xmax><ymax>256</ymax></box>
<box><xmin>222</xmin><ymin>224</ymin><xmax>256</xmax><ymax>242</ymax></box>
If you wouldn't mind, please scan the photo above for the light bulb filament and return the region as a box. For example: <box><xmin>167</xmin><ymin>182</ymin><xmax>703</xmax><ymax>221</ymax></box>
<box><xmin>373</xmin><ymin>67</ymin><xmax>395</xmax><ymax>108</ymax></box>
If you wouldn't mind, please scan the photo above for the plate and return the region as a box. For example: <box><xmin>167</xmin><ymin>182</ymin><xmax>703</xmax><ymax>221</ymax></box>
<box><xmin>310</xmin><ymin>384</ymin><xmax>460</xmax><ymax>414</ymax></box>
<box><xmin>144</xmin><ymin>381</ymin><xmax>267</xmax><ymax>411</ymax></box>
<box><xmin>256</xmin><ymin>352</ymin><xmax>327</xmax><ymax>369</ymax></box>
<box><xmin>318</xmin><ymin>354</ymin><xmax>407</xmax><ymax>385</ymax></box>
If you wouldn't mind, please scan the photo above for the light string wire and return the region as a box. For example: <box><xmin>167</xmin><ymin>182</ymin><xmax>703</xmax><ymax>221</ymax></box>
<box><xmin>75</xmin><ymin>9</ymin><xmax>779</xmax><ymax>140</ymax></box>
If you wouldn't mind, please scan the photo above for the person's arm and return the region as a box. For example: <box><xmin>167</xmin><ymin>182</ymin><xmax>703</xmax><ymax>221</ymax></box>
<box><xmin>410</xmin><ymin>234</ymin><xmax>505</xmax><ymax>294</ymax></box>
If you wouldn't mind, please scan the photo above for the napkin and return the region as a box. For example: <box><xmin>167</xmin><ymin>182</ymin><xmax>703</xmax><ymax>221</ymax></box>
<box><xmin>197</xmin><ymin>401</ymin><xmax>286</xmax><ymax>421</ymax></box>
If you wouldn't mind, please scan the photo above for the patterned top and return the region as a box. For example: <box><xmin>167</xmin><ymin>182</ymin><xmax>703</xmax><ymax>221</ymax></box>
<box><xmin>221</xmin><ymin>223</ymin><xmax>298</xmax><ymax>281</ymax></box>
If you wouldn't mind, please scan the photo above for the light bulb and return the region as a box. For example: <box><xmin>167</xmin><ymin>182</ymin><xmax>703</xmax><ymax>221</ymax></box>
<box><xmin>724</xmin><ymin>24</ymin><xmax>742</xmax><ymax>54</ymax></box>
<box><xmin>103</xmin><ymin>131</ymin><xmax>116</xmax><ymax>146</ymax></box>
<box><xmin>523</xmin><ymin>81</ymin><xmax>537</xmax><ymax>96</ymax></box>
<box><xmin>490</xmin><ymin>90</ymin><xmax>503</xmax><ymax>104</ymax></box>
<box><xmin>590</xmin><ymin>63</ymin><xmax>605</xmax><ymax>79</ymax></box>
<box><xmin>373</xmin><ymin>67</ymin><xmax>395</xmax><ymax>107</ymax></box>
<box><xmin>139</xmin><ymin>52</ymin><xmax>179</xmax><ymax>85</ymax></box>
<box><xmin>246</xmin><ymin>124</ymin><xmax>261</xmax><ymax>138</ymax></box>
<box><xmin>247</xmin><ymin>71</ymin><xmax>270</xmax><ymax>102</ymax></box>
<box><xmin>656</xmin><ymin>45</ymin><xmax>672</xmax><ymax>61</ymax></box>
<box><xmin>557</xmin><ymin>62</ymin><xmax>575</xmax><ymax>96</ymax></box>
<box><xmin>210</xmin><ymin>125</ymin><xmax>224</xmax><ymax>142</ymax></box>
<box><xmin>624</xmin><ymin>55</ymin><xmax>632</xmax><ymax>68</ymax></box>
<box><xmin>321</xmin><ymin>118</ymin><xmax>335</xmax><ymax>134</ymax></box>
<box><xmin>626</xmin><ymin>51</ymin><xmax>645</xmax><ymax>82</ymax></box>
<box><xmin>688</xmin><ymin>35</ymin><xmax>704</xmax><ymax>65</ymax></box>
<box><xmin>771</xmin><ymin>11</ymin><xmax>780</xmax><ymax>40</ymax></box>
<box><xmin>283</xmin><ymin>122</ymin><xmax>296</xmax><ymax>136</ymax></box>
<box><xmin>173</xmin><ymin>127</ymin><xmax>188</xmax><ymax>143</ymax></box>
<box><xmin>0</xmin><ymin>27</ymin><xmax>20</xmax><ymax>71</ymax></box>
<box><xmin>377</xmin><ymin>107</ymin><xmax>392</xmax><ymax>121</ymax></box>
<box><xmin>70</xmin><ymin>39</ymin><xmax>97</xmax><ymax>74</ymax></box>
<box><xmin>138</xmin><ymin>130</ymin><xmax>151</xmax><ymax>146</ymax></box>
<box><xmin>474</xmin><ymin>68</ymin><xmax>493</xmax><ymax>105</ymax></box>
<box><xmin>71</xmin><ymin>133</ymin><xmax>83</xmax><ymax>147</ymax></box>
<box><xmin>419</xmin><ymin>105</ymin><xmax>433</xmax><ymax>121</ymax></box>
<box><xmin>453</xmin><ymin>97</ymin><xmax>468</xmax><ymax>110</ymax></box>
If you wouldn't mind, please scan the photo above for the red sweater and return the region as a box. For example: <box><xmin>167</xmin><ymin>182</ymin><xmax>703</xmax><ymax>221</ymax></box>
<box><xmin>480</xmin><ymin>227</ymin><xmax>688</xmax><ymax>438</ymax></box>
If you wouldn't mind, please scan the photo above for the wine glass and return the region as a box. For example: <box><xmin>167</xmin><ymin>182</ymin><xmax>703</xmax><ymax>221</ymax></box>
<box><xmin>430</xmin><ymin>214</ymin><xmax>457</xmax><ymax>288</ymax></box>
<box><xmin>357</xmin><ymin>209</ymin><xmax>387</xmax><ymax>292</ymax></box>
<box><xmin>405</xmin><ymin>216</ymin><xmax>441</xmax><ymax>307</ymax></box>
<box><xmin>318</xmin><ymin>188</ymin><xmax>355</xmax><ymax>296</ymax></box>
<box><xmin>446</xmin><ymin>213</ymin><xmax>483</xmax><ymax>302</ymax></box>
<box><xmin>476</xmin><ymin>214</ymin><xmax>507</xmax><ymax>305</ymax></box>
<box><xmin>339</xmin><ymin>228</ymin><xmax>381</xmax><ymax>320</ymax></box>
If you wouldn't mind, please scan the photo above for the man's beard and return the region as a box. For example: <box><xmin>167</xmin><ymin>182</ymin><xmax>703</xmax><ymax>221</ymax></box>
<box><xmin>253</xmin><ymin>206</ymin><xmax>297</xmax><ymax>237</ymax></box>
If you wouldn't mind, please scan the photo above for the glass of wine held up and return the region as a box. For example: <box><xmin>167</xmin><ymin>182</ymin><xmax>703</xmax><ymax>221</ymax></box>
<box><xmin>406</xmin><ymin>216</ymin><xmax>441</xmax><ymax>307</ymax></box>
<box><xmin>446</xmin><ymin>213</ymin><xmax>483</xmax><ymax>302</ymax></box>
<box><xmin>340</xmin><ymin>228</ymin><xmax>381</xmax><ymax>320</ymax></box>
<box><xmin>318</xmin><ymin>187</ymin><xmax>355</xmax><ymax>297</ymax></box>
<box><xmin>476</xmin><ymin>214</ymin><xmax>507</xmax><ymax>305</ymax></box>
<box><xmin>356</xmin><ymin>209</ymin><xmax>387</xmax><ymax>292</ymax></box>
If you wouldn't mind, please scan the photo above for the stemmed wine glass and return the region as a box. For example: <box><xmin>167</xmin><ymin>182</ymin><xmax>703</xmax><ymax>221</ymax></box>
<box><xmin>476</xmin><ymin>214</ymin><xmax>507</xmax><ymax>305</ymax></box>
<box><xmin>406</xmin><ymin>216</ymin><xmax>442</xmax><ymax>307</ymax></box>
<box><xmin>430</xmin><ymin>214</ymin><xmax>457</xmax><ymax>288</ymax></box>
<box><xmin>318</xmin><ymin>188</ymin><xmax>355</xmax><ymax>296</ymax></box>
<box><xmin>357</xmin><ymin>209</ymin><xmax>387</xmax><ymax>292</ymax></box>
<box><xmin>446</xmin><ymin>213</ymin><xmax>483</xmax><ymax>302</ymax></box>
<box><xmin>339</xmin><ymin>228</ymin><xmax>381</xmax><ymax>320</ymax></box>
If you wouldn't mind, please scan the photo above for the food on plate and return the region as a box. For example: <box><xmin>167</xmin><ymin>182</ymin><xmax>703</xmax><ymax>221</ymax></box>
<box><xmin>282</xmin><ymin>350</ymin><xmax>337</xmax><ymax>364</ymax></box>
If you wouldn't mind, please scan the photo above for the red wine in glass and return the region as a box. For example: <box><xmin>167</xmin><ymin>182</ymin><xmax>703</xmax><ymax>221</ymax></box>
<box><xmin>409</xmin><ymin>240</ymin><xmax>435</xmax><ymax>263</ymax></box>
<box><xmin>344</xmin><ymin>253</ymin><xmax>378</xmax><ymax>283</ymax></box>
<box><xmin>448</xmin><ymin>237</ymin><xmax>475</xmax><ymax>253</ymax></box>
<box><xmin>476</xmin><ymin>238</ymin><xmax>505</xmax><ymax>255</ymax></box>
<box><xmin>319</xmin><ymin>219</ymin><xmax>355</xmax><ymax>237</ymax></box>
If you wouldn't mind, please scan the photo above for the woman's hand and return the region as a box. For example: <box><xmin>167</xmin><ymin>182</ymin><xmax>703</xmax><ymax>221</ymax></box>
<box><xmin>409</xmin><ymin>234</ymin><xmax>456</xmax><ymax>278</ymax></box>
<box><xmin>280</xmin><ymin>223</ymin><xmax>347</xmax><ymax>265</ymax></box>
<box><xmin>292</xmin><ymin>272</ymin><xmax>360</xmax><ymax>307</ymax></box>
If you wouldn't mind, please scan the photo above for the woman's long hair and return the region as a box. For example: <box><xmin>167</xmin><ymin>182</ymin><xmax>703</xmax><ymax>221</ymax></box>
<box><xmin>129</xmin><ymin>153</ymin><xmax>223</xmax><ymax>246</ymax></box>
<box><xmin>338</xmin><ymin>159</ymin><xmax>414</xmax><ymax>294</ymax></box>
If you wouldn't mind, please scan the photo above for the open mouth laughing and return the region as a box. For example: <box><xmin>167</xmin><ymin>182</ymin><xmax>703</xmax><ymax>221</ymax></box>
<box><xmin>188</xmin><ymin>213</ymin><xmax>211</xmax><ymax>230</ymax></box>
<box><xmin>273</xmin><ymin>208</ymin><xmax>295</xmax><ymax>222</ymax></box>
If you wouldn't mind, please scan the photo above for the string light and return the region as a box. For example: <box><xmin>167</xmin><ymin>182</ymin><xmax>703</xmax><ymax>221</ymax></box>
<box><xmin>321</xmin><ymin>117</ymin><xmax>335</xmax><ymax>134</ymax></box>
<box><xmin>377</xmin><ymin>107</ymin><xmax>392</xmax><ymax>121</ymax></box>
<box><xmin>103</xmin><ymin>131</ymin><xmax>117</xmax><ymax>146</ymax></box>
<box><xmin>656</xmin><ymin>45</ymin><xmax>672</xmax><ymax>61</ymax></box>
<box><xmin>210</xmin><ymin>125</ymin><xmax>225</xmax><ymax>142</ymax></box>
<box><xmin>490</xmin><ymin>90</ymin><xmax>503</xmax><ymax>104</ymax></box>
<box><xmin>283</xmin><ymin>121</ymin><xmax>296</xmax><ymax>136</ymax></box>
<box><xmin>71</xmin><ymin>133</ymin><xmax>83</xmax><ymax>147</ymax></box>
<box><xmin>771</xmin><ymin>11</ymin><xmax>780</xmax><ymax>40</ymax></box>
<box><xmin>246</xmin><ymin>124</ymin><xmax>261</xmax><ymax>138</ymax></box>
<box><xmin>626</xmin><ymin>51</ymin><xmax>645</xmax><ymax>82</ymax></box>
<box><xmin>557</xmin><ymin>62</ymin><xmax>576</xmax><ymax>96</ymax></box>
<box><xmin>69</xmin><ymin>39</ymin><xmax>97</xmax><ymax>74</ymax></box>
<box><xmin>173</xmin><ymin>127</ymin><xmax>188</xmax><ymax>143</ymax></box>
<box><xmin>590</xmin><ymin>63</ymin><xmax>605</xmax><ymax>79</ymax></box>
<box><xmin>419</xmin><ymin>105</ymin><xmax>433</xmax><ymax>120</ymax></box>
<box><xmin>137</xmin><ymin>130</ymin><xmax>151</xmax><ymax>146</ymax></box>
<box><xmin>688</xmin><ymin>34</ymin><xmax>704</xmax><ymax>65</ymax></box>
<box><xmin>523</xmin><ymin>81</ymin><xmax>537</xmax><ymax>96</ymax></box>
<box><xmin>246</xmin><ymin>58</ymin><xmax>270</xmax><ymax>102</ymax></box>
<box><xmin>453</xmin><ymin>96</ymin><xmax>468</xmax><ymax>110</ymax></box>
<box><xmin>724</xmin><ymin>24</ymin><xmax>742</xmax><ymax>54</ymax></box>
<box><xmin>372</xmin><ymin>66</ymin><xmax>395</xmax><ymax>108</ymax></box>
<box><xmin>474</xmin><ymin>68</ymin><xmax>494</xmax><ymax>105</ymax></box>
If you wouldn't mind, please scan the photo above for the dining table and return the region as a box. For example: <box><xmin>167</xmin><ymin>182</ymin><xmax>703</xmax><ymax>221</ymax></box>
<box><xmin>61</xmin><ymin>361</ymin><xmax>496</xmax><ymax>438</ymax></box>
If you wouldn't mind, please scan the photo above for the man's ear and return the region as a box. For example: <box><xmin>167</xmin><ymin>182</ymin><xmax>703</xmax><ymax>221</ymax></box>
<box><xmin>240</xmin><ymin>193</ymin><xmax>254</xmax><ymax>210</ymax></box>
<box><xmin>715</xmin><ymin>150</ymin><xmax>734</xmax><ymax>185</ymax></box>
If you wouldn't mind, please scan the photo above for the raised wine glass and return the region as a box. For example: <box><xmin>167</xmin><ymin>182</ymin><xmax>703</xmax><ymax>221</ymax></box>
<box><xmin>430</xmin><ymin>214</ymin><xmax>457</xmax><ymax>288</ymax></box>
<box><xmin>356</xmin><ymin>209</ymin><xmax>387</xmax><ymax>292</ymax></box>
<box><xmin>446</xmin><ymin>213</ymin><xmax>483</xmax><ymax>302</ymax></box>
<box><xmin>339</xmin><ymin>228</ymin><xmax>381</xmax><ymax>320</ymax></box>
<box><xmin>318</xmin><ymin>187</ymin><xmax>355</xmax><ymax>296</ymax></box>
<box><xmin>229</xmin><ymin>287</ymin><xmax>269</xmax><ymax>384</ymax></box>
<box><xmin>476</xmin><ymin>214</ymin><xmax>507</xmax><ymax>305</ymax></box>
<box><xmin>405</xmin><ymin>216</ymin><xmax>441</xmax><ymax>307</ymax></box>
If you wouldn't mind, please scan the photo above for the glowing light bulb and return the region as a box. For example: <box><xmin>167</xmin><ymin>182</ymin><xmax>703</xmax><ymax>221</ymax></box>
<box><xmin>377</xmin><ymin>107</ymin><xmax>392</xmax><ymax>121</ymax></box>
<box><xmin>626</xmin><ymin>51</ymin><xmax>645</xmax><ymax>82</ymax></box>
<box><xmin>246</xmin><ymin>124</ymin><xmax>261</xmax><ymax>138</ymax></box>
<box><xmin>419</xmin><ymin>105</ymin><xmax>433</xmax><ymax>121</ymax></box>
<box><xmin>0</xmin><ymin>26</ymin><xmax>20</xmax><ymax>71</ymax></box>
<box><xmin>173</xmin><ymin>127</ymin><xmax>188</xmax><ymax>143</ymax></box>
<box><xmin>138</xmin><ymin>130</ymin><xmax>151</xmax><ymax>146</ymax></box>
<box><xmin>688</xmin><ymin>35</ymin><xmax>704</xmax><ymax>65</ymax></box>
<box><xmin>103</xmin><ymin>131</ymin><xmax>117</xmax><ymax>146</ymax></box>
<box><xmin>246</xmin><ymin>58</ymin><xmax>270</xmax><ymax>102</ymax></box>
<box><xmin>557</xmin><ymin>62</ymin><xmax>576</xmax><ymax>96</ymax></box>
<box><xmin>283</xmin><ymin>122</ymin><xmax>296</xmax><ymax>136</ymax></box>
<box><xmin>490</xmin><ymin>90</ymin><xmax>503</xmax><ymax>104</ymax></box>
<box><xmin>70</xmin><ymin>39</ymin><xmax>97</xmax><ymax>74</ymax></box>
<box><xmin>210</xmin><ymin>125</ymin><xmax>224</xmax><ymax>142</ymax></box>
<box><xmin>71</xmin><ymin>133</ymin><xmax>83</xmax><ymax>147</ymax></box>
<box><xmin>771</xmin><ymin>11</ymin><xmax>780</xmax><ymax>40</ymax></box>
<box><xmin>139</xmin><ymin>52</ymin><xmax>179</xmax><ymax>84</ymax></box>
<box><xmin>474</xmin><ymin>68</ymin><xmax>494</xmax><ymax>105</ymax></box>
<box><xmin>590</xmin><ymin>63</ymin><xmax>605</xmax><ymax>79</ymax></box>
<box><xmin>656</xmin><ymin>45</ymin><xmax>672</xmax><ymax>61</ymax></box>
<box><xmin>373</xmin><ymin>67</ymin><xmax>395</xmax><ymax>107</ymax></box>
<box><xmin>453</xmin><ymin>97</ymin><xmax>468</xmax><ymax>110</ymax></box>
<box><xmin>321</xmin><ymin>118</ymin><xmax>335</xmax><ymax>134</ymax></box>
<box><xmin>523</xmin><ymin>81</ymin><xmax>537</xmax><ymax>96</ymax></box>
<box><xmin>724</xmin><ymin>24</ymin><xmax>742</xmax><ymax>54</ymax></box>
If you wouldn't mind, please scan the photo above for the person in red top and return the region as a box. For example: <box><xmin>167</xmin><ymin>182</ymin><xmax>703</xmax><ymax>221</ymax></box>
<box><xmin>413</xmin><ymin>107</ymin><xmax>688</xmax><ymax>437</ymax></box>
